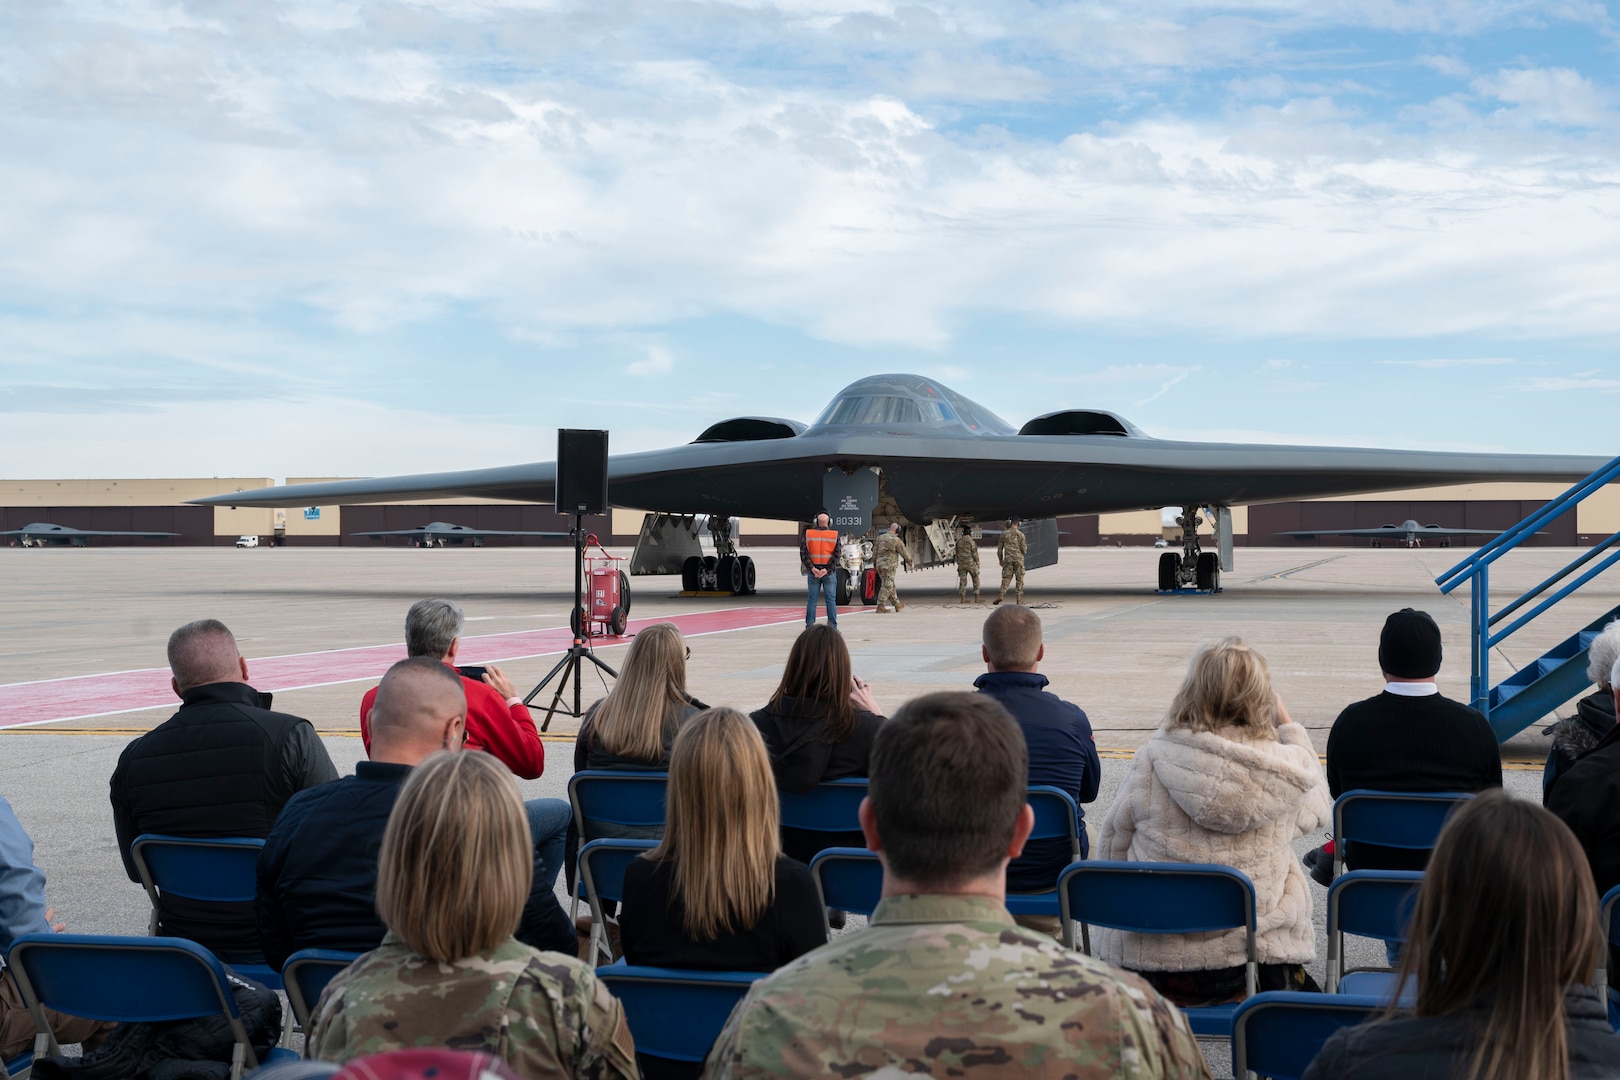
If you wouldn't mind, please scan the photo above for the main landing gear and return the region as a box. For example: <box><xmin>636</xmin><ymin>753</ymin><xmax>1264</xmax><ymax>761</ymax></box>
<box><xmin>1157</xmin><ymin>506</ymin><xmax>1221</xmax><ymax>594</ymax></box>
<box><xmin>679</xmin><ymin>515</ymin><xmax>758</xmax><ymax>596</ymax></box>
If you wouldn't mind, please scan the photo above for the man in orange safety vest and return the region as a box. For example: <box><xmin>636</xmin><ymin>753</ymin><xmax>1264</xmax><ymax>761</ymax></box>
<box><xmin>802</xmin><ymin>513</ymin><xmax>842</xmax><ymax>629</ymax></box>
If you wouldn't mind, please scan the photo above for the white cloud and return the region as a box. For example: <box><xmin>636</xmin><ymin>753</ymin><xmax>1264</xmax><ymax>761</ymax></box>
<box><xmin>1472</xmin><ymin>67</ymin><xmax>1611</xmax><ymax>127</ymax></box>
<box><xmin>1377</xmin><ymin>357</ymin><xmax>1517</xmax><ymax>368</ymax></box>
<box><xmin>627</xmin><ymin>345</ymin><xmax>675</xmax><ymax>377</ymax></box>
<box><xmin>1514</xmin><ymin>375</ymin><xmax>1620</xmax><ymax>391</ymax></box>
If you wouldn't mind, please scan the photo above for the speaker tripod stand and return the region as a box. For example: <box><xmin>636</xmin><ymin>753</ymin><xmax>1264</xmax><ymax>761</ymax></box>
<box><xmin>524</xmin><ymin>514</ymin><xmax>619</xmax><ymax>730</ymax></box>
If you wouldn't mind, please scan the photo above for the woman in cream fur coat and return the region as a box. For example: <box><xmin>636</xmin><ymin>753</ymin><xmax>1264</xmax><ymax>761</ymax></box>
<box><xmin>1096</xmin><ymin>636</ymin><xmax>1332</xmax><ymax>1005</ymax></box>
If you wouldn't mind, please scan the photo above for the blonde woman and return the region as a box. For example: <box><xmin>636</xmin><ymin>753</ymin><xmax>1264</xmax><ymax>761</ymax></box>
<box><xmin>306</xmin><ymin>752</ymin><xmax>637</xmax><ymax>1079</ymax></box>
<box><xmin>620</xmin><ymin>708</ymin><xmax>827</xmax><ymax>975</ymax></box>
<box><xmin>1095</xmin><ymin>637</ymin><xmax>1331</xmax><ymax>1006</ymax></box>
<box><xmin>574</xmin><ymin>622</ymin><xmax>699</xmax><ymax>773</ymax></box>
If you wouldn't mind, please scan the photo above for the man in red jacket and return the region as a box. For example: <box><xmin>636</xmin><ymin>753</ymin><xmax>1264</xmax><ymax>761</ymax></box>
<box><xmin>360</xmin><ymin>598</ymin><xmax>570</xmax><ymax>890</ymax></box>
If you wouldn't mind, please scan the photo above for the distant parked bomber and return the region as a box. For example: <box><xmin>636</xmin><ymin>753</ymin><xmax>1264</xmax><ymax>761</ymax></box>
<box><xmin>1276</xmin><ymin>519</ymin><xmax>1518</xmax><ymax>549</ymax></box>
<box><xmin>2</xmin><ymin>522</ymin><xmax>179</xmax><ymax>548</ymax></box>
<box><xmin>194</xmin><ymin>373</ymin><xmax>1607</xmax><ymax>595</ymax></box>
<box><xmin>353</xmin><ymin>520</ymin><xmax>569</xmax><ymax>548</ymax></box>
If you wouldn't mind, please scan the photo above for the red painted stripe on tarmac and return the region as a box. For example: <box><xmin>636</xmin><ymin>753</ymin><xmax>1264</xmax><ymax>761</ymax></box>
<box><xmin>0</xmin><ymin>606</ymin><xmax>819</xmax><ymax>728</ymax></box>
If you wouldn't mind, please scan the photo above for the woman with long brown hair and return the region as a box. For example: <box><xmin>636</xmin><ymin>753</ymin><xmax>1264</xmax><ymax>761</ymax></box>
<box><xmin>750</xmin><ymin>623</ymin><xmax>884</xmax><ymax>863</ymax></box>
<box><xmin>1305</xmin><ymin>790</ymin><xmax>1620</xmax><ymax>1080</ymax></box>
<box><xmin>620</xmin><ymin>707</ymin><xmax>826</xmax><ymax>970</ymax></box>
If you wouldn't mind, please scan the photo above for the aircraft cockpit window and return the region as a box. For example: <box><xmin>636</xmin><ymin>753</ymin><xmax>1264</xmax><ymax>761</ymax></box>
<box><xmin>816</xmin><ymin>397</ymin><xmax>868</xmax><ymax>426</ymax></box>
<box><xmin>864</xmin><ymin>397</ymin><xmax>923</xmax><ymax>424</ymax></box>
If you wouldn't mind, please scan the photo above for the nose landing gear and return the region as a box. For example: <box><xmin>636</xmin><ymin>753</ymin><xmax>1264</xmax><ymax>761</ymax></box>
<box><xmin>1157</xmin><ymin>506</ymin><xmax>1222</xmax><ymax>594</ymax></box>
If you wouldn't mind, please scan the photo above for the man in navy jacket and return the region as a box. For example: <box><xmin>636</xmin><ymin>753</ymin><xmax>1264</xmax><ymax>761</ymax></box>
<box><xmin>255</xmin><ymin>658</ymin><xmax>575</xmax><ymax>968</ymax></box>
<box><xmin>973</xmin><ymin>605</ymin><xmax>1100</xmax><ymax>928</ymax></box>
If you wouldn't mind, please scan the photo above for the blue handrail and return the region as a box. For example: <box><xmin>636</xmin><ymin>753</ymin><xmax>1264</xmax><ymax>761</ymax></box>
<box><xmin>1435</xmin><ymin>454</ymin><xmax>1620</xmax><ymax>718</ymax></box>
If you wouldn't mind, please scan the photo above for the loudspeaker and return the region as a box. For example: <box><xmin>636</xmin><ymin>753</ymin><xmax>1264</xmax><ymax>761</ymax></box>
<box><xmin>556</xmin><ymin>429</ymin><xmax>609</xmax><ymax>516</ymax></box>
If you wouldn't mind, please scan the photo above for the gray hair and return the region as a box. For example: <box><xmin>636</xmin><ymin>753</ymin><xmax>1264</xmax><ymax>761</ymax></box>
<box><xmin>1611</xmin><ymin>654</ymin><xmax>1620</xmax><ymax>698</ymax></box>
<box><xmin>405</xmin><ymin>598</ymin><xmax>464</xmax><ymax>659</ymax></box>
<box><xmin>1589</xmin><ymin>621</ymin><xmax>1620</xmax><ymax>688</ymax></box>
<box><xmin>167</xmin><ymin>619</ymin><xmax>241</xmax><ymax>691</ymax></box>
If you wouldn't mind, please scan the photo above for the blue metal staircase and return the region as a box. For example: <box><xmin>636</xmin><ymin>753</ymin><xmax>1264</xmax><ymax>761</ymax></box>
<box><xmin>1435</xmin><ymin>455</ymin><xmax>1620</xmax><ymax>742</ymax></box>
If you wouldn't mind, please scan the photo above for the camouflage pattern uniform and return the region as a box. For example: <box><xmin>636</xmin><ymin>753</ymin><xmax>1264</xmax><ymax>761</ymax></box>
<box><xmin>703</xmin><ymin>894</ymin><xmax>1210</xmax><ymax>1079</ymax></box>
<box><xmin>307</xmin><ymin>933</ymin><xmax>638</xmax><ymax>1079</ymax></box>
<box><xmin>996</xmin><ymin>521</ymin><xmax>1028</xmax><ymax>604</ymax></box>
<box><xmin>871</xmin><ymin>531</ymin><xmax>913</xmax><ymax>612</ymax></box>
<box><xmin>954</xmin><ymin>533</ymin><xmax>981</xmax><ymax>603</ymax></box>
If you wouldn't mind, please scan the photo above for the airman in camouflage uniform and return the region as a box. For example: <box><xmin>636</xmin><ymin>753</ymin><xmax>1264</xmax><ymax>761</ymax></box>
<box><xmin>872</xmin><ymin>523</ymin><xmax>914</xmax><ymax>613</ymax></box>
<box><xmin>307</xmin><ymin>933</ymin><xmax>639</xmax><ymax>1079</ymax></box>
<box><xmin>995</xmin><ymin>519</ymin><xmax>1027</xmax><ymax>605</ymax></box>
<box><xmin>703</xmin><ymin>890</ymin><xmax>1208</xmax><ymax>1079</ymax></box>
<box><xmin>954</xmin><ymin>525</ymin><xmax>981</xmax><ymax>604</ymax></box>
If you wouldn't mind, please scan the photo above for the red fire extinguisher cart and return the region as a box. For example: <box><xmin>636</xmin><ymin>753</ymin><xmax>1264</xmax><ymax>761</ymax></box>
<box><xmin>575</xmin><ymin>535</ymin><xmax>631</xmax><ymax>639</ymax></box>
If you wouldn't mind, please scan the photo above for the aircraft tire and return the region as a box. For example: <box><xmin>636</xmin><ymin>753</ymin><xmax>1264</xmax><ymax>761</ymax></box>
<box><xmin>618</xmin><ymin>571</ymin><xmax>632</xmax><ymax>616</ymax></box>
<box><xmin>835</xmin><ymin>568</ymin><xmax>854</xmax><ymax>605</ymax></box>
<box><xmin>717</xmin><ymin>555</ymin><xmax>744</xmax><ymax>595</ymax></box>
<box><xmin>740</xmin><ymin>556</ymin><xmax>757</xmax><ymax>595</ymax></box>
<box><xmin>1157</xmin><ymin>552</ymin><xmax>1178</xmax><ymax>591</ymax></box>
<box><xmin>680</xmin><ymin>556</ymin><xmax>702</xmax><ymax>592</ymax></box>
<box><xmin>1196</xmin><ymin>552</ymin><xmax>1219</xmax><ymax>592</ymax></box>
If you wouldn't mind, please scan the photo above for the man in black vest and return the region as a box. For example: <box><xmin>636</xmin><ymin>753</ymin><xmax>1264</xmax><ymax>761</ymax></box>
<box><xmin>110</xmin><ymin>619</ymin><xmax>338</xmax><ymax>961</ymax></box>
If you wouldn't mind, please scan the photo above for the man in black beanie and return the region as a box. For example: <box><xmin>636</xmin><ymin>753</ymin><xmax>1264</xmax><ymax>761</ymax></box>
<box><xmin>1309</xmin><ymin>608</ymin><xmax>1501</xmax><ymax>880</ymax></box>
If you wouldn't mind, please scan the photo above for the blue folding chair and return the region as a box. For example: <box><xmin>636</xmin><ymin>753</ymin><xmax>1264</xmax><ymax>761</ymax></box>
<box><xmin>281</xmin><ymin>949</ymin><xmax>361</xmax><ymax>1031</ymax></box>
<box><xmin>1005</xmin><ymin>786</ymin><xmax>1082</xmax><ymax>947</ymax></box>
<box><xmin>596</xmin><ymin>964</ymin><xmax>765</xmax><ymax>1073</ymax></box>
<box><xmin>1232</xmin><ymin>991</ymin><xmax>1383</xmax><ymax>1080</ymax></box>
<box><xmin>778</xmin><ymin>778</ymin><xmax>868</xmax><ymax>835</ymax></box>
<box><xmin>1332</xmin><ymin>791</ymin><xmax>1473</xmax><ymax>877</ymax></box>
<box><xmin>1597</xmin><ymin>883</ymin><xmax>1620</xmax><ymax>1031</ymax></box>
<box><xmin>579</xmin><ymin>839</ymin><xmax>658</xmax><ymax>964</ymax></box>
<box><xmin>129</xmin><ymin>834</ymin><xmax>284</xmax><ymax>990</ymax></box>
<box><xmin>1061</xmin><ymin>860</ymin><xmax>1258</xmax><ymax>1038</ymax></box>
<box><xmin>2</xmin><ymin>1050</ymin><xmax>30</xmax><ymax>1079</ymax></box>
<box><xmin>1324</xmin><ymin>870</ymin><xmax>1422</xmax><ymax>1003</ymax></box>
<box><xmin>808</xmin><ymin>847</ymin><xmax>882</xmax><ymax>927</ymax></box>
<box><xmin>7</xmin><ymin>933</ymin><xmax>297</xmax><ymax>1080</ymax></box>
<box><xmin>567</xmin><ymin>771</ymin><xmax>668</xmax><ymax>918</ymax></box>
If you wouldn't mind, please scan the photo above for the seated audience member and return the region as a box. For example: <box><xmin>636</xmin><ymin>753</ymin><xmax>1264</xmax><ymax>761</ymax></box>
<box><xmin>1547</xmin><ymin>657</ymin><xmax>1620</xmax><ymax>907</ymax></box>
<box><xmin>574</xmin><ymin>622</ymin><xmax>700</xmax><ymax>776</ymax></box>
<box><xmin>973</xmin><ymin>604</ymin><xmax>1100</xmax><ymax>931</ymax></box>
<box><xmin>1</xmin><ymin>795</ymin><xmax>115</xmax><ymax>1060</ymax></box>
<box><xmin>621</xmin><ymin>707</ymin><xmax>826</xmax><ymax>1080</ymax></box>
<box><xmin>331</xmin><ymin>1050</ymin><xmax>524</xmax><ymax>1079</ymax></box>
<box><xmin>704</xmin><ymin>692</ymin><xmax>1210</xmax><ymax>1079</ymax></box>
<box><xmin>306</xmin><ymin>751</ymin><xmax>637</xmax><ymax>1079</ymax></box>
<box><xmin>256</xmin><ymin>659</ymin><xmax>574</xmax><ymax>970</ymax></box>
<box><xmin>1304</xmin><ymin>791</ymin><xmax>1620</xmax><ymax>1080</ymax></box>
<box><xmin>1096</xmin><ymin>637</ymin><xmax>1331</xmax><ymax>1003</ymax></box>
<box><xmin>1310</xmin><ymin>607</ymin><xmax>1501</xmax><ymax>881</ymax></box>
<box><xmin>110</xmin><ymin>618</ymin><xmax>338</xmax><ymax>962</ymax></box>
<box><xmin>1545</xmin><ymin>620</ymin><xmax>1620</xmax><ymax>791</ymax></box>
<box><xmin>360</xmin><ymin>599</ymin><xmax>570</xmax><ymax>892</ymax></box>
<box><xmin>750</xmin><ymin>624</ymin><xmax>884</xmax><ymax>865</ymax></box>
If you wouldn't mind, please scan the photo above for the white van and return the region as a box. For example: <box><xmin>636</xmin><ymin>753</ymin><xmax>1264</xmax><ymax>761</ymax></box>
<box><xmin>235</xmin><ymin>535</ymin><xmax>260</xmax><ymax>548</ymax></box>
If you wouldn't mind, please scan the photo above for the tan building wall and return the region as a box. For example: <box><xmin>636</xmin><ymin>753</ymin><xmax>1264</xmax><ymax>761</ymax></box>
<box><xmin>0</xmin><ymin>478</ymin><xmax>278</xmax><ymax>538</ymax></box>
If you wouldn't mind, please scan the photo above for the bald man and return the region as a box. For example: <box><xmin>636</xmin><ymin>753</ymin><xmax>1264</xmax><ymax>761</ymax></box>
<box><xmin>255</xmin><ymin>658</ymin><xmax>575</xmax><ymax>966</ymax></box>
<box><xmin>110</xmin><ymin>619</ymin><xmax>338</xmax><ymax>962</ymax></box>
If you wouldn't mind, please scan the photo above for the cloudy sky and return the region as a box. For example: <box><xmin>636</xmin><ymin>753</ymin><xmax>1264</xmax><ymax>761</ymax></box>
<box><xmin>2</xmin><ymin>0</ymin><xmax>1617</xmax><ymax>478</ymax></box>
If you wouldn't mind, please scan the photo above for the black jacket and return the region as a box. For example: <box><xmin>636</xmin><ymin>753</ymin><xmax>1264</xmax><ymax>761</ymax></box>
<box><xmin>255</xmin><ymin>760</ymin><xmax>574</xmax><ymax>969</ymax></box>
<box><xmin>1302</xmin><ymin>985</ymin><xmax>1620</xmax><ymax>1079</ymax></box>
<box><xmin>1548</xmin><ymin>719</ymin><xmax>1620</xmax><ymax>898</ymax></box>
<box><xmin>620</xmin><ymin>854</ymin><xmax>826</xmax><ymax>973</ymax></box>
<box><xmin>1324</xmin><ymin>691</ymin><xmax>1501</xmax><ymax>871</ymax></box>
<box><xmin>1545</xmin><ymin>690</ymin><xmax>1618</xmax><ymax>790</ymax></box>
<box><xmin>109</xmin><ymin>681</ymin><xmax>338</xmax><ymax>961</ymax></box>
<box><xmin>748</xmin><ymin>697</ymin><xmax>883</xmax><ymax>795</ymax></box>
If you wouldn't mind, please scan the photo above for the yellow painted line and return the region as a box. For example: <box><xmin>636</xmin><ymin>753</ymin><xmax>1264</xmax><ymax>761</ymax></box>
<box><xmin>0</xmin><ymin>730</ymin><xmax>1547</xmax><ymax>769</ymax></box>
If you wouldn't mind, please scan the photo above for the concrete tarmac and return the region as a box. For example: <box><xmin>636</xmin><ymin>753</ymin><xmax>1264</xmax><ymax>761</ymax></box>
<box><xmin>1</xmin><ymin>544</ymin><xmax>1612</xmax><ymax>1074</ymax></box>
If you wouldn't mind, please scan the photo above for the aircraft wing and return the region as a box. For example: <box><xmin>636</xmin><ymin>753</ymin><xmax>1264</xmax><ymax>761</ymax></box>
<box><xmin>351</xmin><ymin>527</ymin><xmax>570</xmax><ymax>538</ymax></box>
<box><xmin>1276</xmin><ymin>526</ymin><xmax>1509</xmax><ymax>538</ymax></box>
<box><xmin>1</xmin><ymin>529</ymin><xmax>179</xmax><ymax>538</ymax></box>
<box><xmin>190</xmin><ymin>435</ymin><xmax>1610</xmax><ymax>524</ymax></box>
